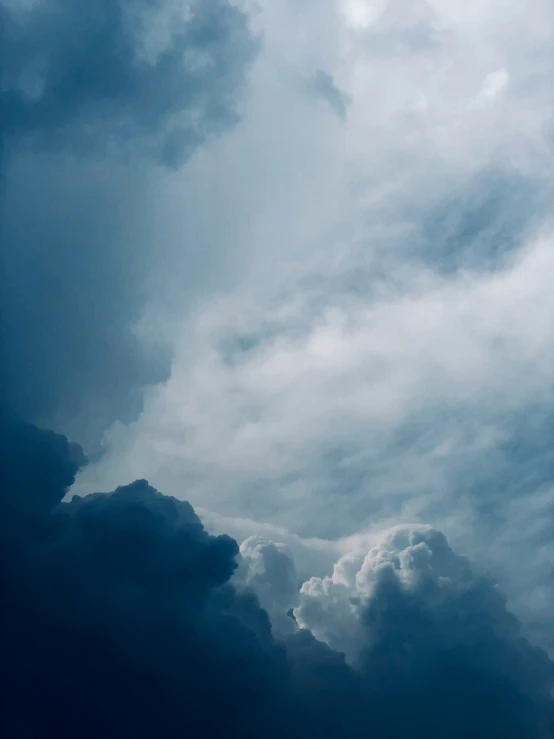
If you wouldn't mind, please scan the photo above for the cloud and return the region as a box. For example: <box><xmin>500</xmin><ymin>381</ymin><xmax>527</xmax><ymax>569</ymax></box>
<box><xmin>0</xmin><ymin>412</ymin><xmax>86</xmax><ymax>521</ymax></box>
<box><xmin>297</xmin><ymin>525</ymin><xmax>516</xmax><ymax>658</ymax></box>
<box><xmin>1</xmin><ymin>0</ymin><xmax>258</xmax><ymax>164</ymax></box>
<box><xmin>309</xmin><ymin>70</ymin><xmax>351</xmax><ymax>119</ymax></box>
<box><xmin>71</xmin><ymin>0</ymin><xmax>554</xmax><ymax>648</ymax></box>
<box><xmin>235</xmin><ymin>535</ymin><xmax>299</xmax><ymax>634</ymax></box>
<box><xmin>0</xmin><ymin>0</ymin><xmax>257</xmax><ymax>445</ymax></box>
<box><xmin>418</xmin><ymin>169</ymin><xmax>545</xmax><ymax>273</ymax></box>
<box><xmin>76</xmin><ymin>234</ymin><xmax>554</xmax><ymax>532</ymax></box>
<box><xmin>2</xmin><ymin>1</ymin><xmax>554</xmax><ymax>735</ymax></box>
<box><xmin>2</xmin><ymin>416</ymin><xmax>553</xmax><ymax>738</ymax></box>
<box><xmin>296</xmin><ymin>524</ymin><xmax>554</xmax><ymax>736</ymax></box>
<box><xmin>1</xmin><ymin>417</ymin><xmax>284</xmax><ymax>738</ymax></box>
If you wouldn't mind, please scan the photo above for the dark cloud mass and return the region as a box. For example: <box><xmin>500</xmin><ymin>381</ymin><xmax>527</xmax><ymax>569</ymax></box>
<box><xmin>1</xmin><ymin>415</ymin><xmax>553</xmax><ymax>738</ymax></box>
<box><xmin>0</xmin><ymin>0</ymin><xmax>257</xmax><ymax>162</ymax></box>
<box><xmin>0</xmin><ymin>0</ymin><xmax>258</xmax><ymax>443</ymax></box>
<box><xmin>1</xmin><ymin>3</ymin><xmax>553</xmax><ymax>737</ymax></box>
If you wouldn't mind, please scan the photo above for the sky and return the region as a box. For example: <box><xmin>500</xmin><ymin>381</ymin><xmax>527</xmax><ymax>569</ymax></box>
<box><xmin>1</xmin><ymin>1</ymin><xmax>554</xmax><ymax>737</ymax></box>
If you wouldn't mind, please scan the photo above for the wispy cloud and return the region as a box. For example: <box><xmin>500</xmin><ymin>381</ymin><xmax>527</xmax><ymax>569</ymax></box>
<box><xmin>75</xmin><ymin>0</ymin><xmax>554</xmax><ymax>652</ymax></box>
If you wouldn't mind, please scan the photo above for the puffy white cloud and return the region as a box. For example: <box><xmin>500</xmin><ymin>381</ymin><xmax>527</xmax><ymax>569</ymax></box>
<box><xmin>234</xmin><ymin>536</ymin><xmax>299</xmax><ymax>634</ymax></box>
<box><xmin>295</xmin><ymin>524</ymin><xmax>531</xmax><ymax>662</ymax></box>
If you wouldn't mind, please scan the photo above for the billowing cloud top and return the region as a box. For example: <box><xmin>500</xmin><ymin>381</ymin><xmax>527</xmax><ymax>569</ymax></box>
<box><xmin>1</xmin><ymin>416</ymin><xmax>553</xmax><ymax>738</ymax></box>
<box><xmin>2</xmin><ymin>0</ymin><xmax>554</xmax><ymax>736</ymax></box>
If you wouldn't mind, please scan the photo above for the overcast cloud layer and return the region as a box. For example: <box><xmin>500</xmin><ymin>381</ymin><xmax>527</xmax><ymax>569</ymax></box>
<box><xmin>70</xmin><ymin>0</ymin><xmax>554</xmax><ymax>653</ymax></box>
<box><xmin>1</xmin><ymin>1</ymin><xmax>554</xmax><ymax>736</ymax></box>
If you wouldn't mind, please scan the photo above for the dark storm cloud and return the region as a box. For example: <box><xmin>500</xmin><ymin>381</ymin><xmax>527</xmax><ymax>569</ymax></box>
<box><xmin>1</xmin><ymin>417</ymin><xmax>286</xmax><ymax>739</ymax></box>
<box><xmin>1</xmin><ymin>415</ymin><xmax>552</xmax><ymax>739</ymax></box>
<box><xmin>0</xmin><ymin>0</ymin><xmax>258</xmax><ymax>444</ymax></box>
<box><xmin>1</xmin><ymin>0</ymin><xmax>258</xmax><ymax>164</ymax></box>
<box><xmin>0</xmin><ymin>155</ymin><xmax>170</xmax><ymax>443</ymax></box>
<box><xmin>356</xmin><ymin>567</ymin><xmax>554</xmax><ymax>738</ymax></box>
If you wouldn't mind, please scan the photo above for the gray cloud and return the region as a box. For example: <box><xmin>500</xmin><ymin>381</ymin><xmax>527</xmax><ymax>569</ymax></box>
<box><xmin>2</xmin><ymin>2</ymin><xmax>554</xmax><ymax>734</ymax></box>
<box><xmin>296</xmin><ymin>524</ymin><xmax>554</xmax><ymax>735</ymax></box>
<box><xmin>310</xmin><ymin>70</ymin><xmax>351</xmax><ymax>119</ymax></box>
<box><xmin>0</xmin><ymin>0</ymin><xmax>257</xmax><ymax>445</ymax></box>
<box><xmin>1</xmin><ymin>0</ymin><xmax>258</xmax><ymax>165</ymax></box>
<box><xmin>2</xmin><ymin>417</ymin><xmax>553</xmax><ymax>738</ymax></box>
<box><xmin>235</xmin><ymin>535</ymin><xmax>299</xmax><ymax>634</ymax></box>
<box><xmin>418</xmin><ymin>169</ymin><xmax>547</xmax><ymax>273</ymax></box>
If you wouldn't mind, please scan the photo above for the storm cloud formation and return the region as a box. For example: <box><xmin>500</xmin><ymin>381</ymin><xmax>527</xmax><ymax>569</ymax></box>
<box><xmin>2</xmin><ymin>1</ymin><xmax>554</xmax><ymax>737</ymax></box>
<box><xmin>1</xmin><ymin>415</ymin><xmax>553</xmax><ymax>739</ymax></box>
<box><xmin>0</xmin><ymin>0</ymin><xmax>257</xmax><ymax>442</ymax></box>
<box><xmin>0</xmin><ymin>0</ymin><xmax>257</xmax><ymax>161</ymax></box>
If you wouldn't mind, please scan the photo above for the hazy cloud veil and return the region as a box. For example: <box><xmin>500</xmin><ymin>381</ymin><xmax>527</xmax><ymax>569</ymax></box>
<box><xmin>1</xmin><ymin>1</ymin><xmax>553</xmax><ymax>737</ymax></box>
